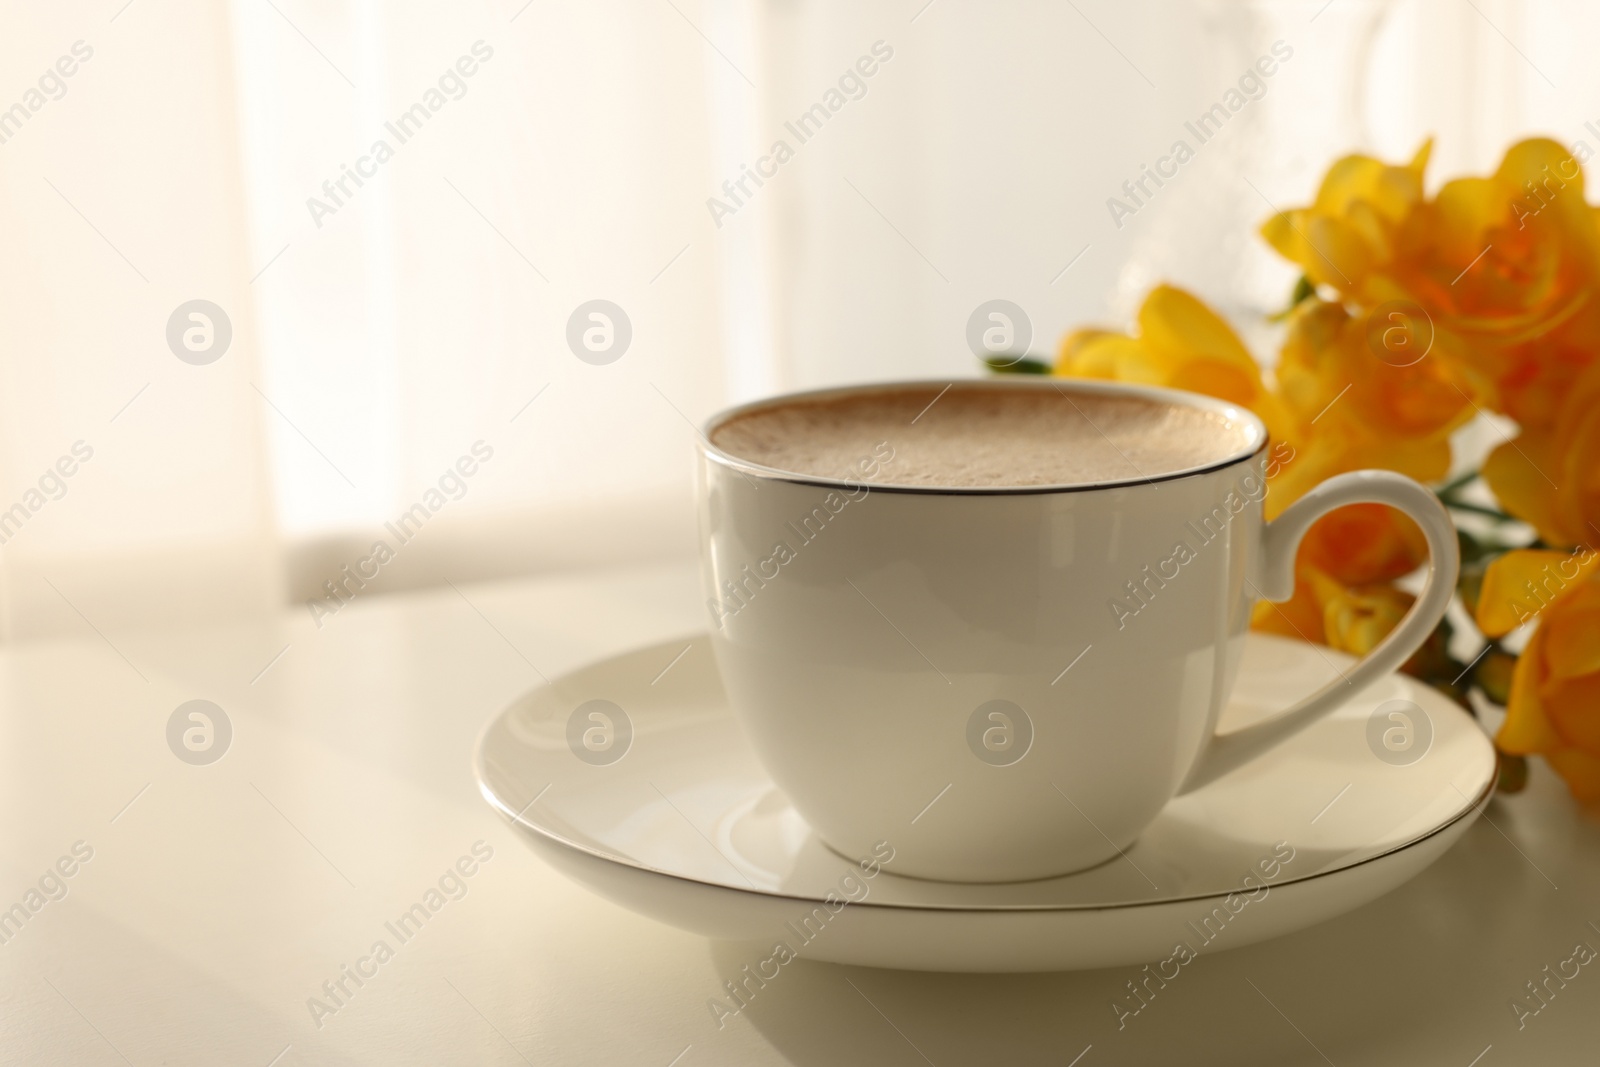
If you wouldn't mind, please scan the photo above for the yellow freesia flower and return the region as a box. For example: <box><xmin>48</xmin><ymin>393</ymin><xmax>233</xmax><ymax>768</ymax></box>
<box><xmin>1268</xmin><ymin>297</ymin><xmax>1469</xmax><ymax>509</ymax></box>
<box><xmin>1482</xmin><ymin>358</ymin><xmax>1600</xmax><ymax>549</ymax></box>
<box><xmin>1260</xmin><ymin>140</ymin><xmax>1432</xmax><ymax>301</ymax></box>
<box><xmin>1055</xmin><ymin>138</ymin><xmax>1600</xmax><ymax>784</ymax></box>
<box><xmin>1296</xmin><ymin>502</ymin><xmax>1429</xmax><ymax>587</ymax></box>
<box><xmin>1250</xmin><ymin>562</ymin><xmax>1416</xmax><ymax>661</ymax></box>
<box><xmin>1263</xmin><ymin>137</ymin><xmax>1600</xmax><ymax>422</ymax></box>
<box><xmin>1057</xmin><ymin>285</ymin><xmax>1446</xmax><ymax>640</ymax></box>
<box><xmin>1251</xmin><ymin>565</ymin><xmax>1330</xmax><ymax>646</ymax></box>
<box><xmin>1477</xmin><ymin>549</ymin><xmax>1600</xmax><ymax>801</ymax></box>
<box><xmin>1277</xmin><ymin>298</ymin><xmax>1474</xmax><ymax>443</ymax></box>
<box><xmin>1055</xmin><ymin>285</ymin><xmax>1295</xmax><ymax>445</ymax></box>
<box><xmin>1315</xmin><ymin>573</ymin><xmax>1415</xmax><ymax>659</ymax></box>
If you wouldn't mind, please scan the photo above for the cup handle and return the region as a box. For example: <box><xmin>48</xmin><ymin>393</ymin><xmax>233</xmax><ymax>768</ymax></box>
<box><xmin>1177</xmin><ymin>469</ymin><xmax>1460</xmax><ymax>794</ymax></box>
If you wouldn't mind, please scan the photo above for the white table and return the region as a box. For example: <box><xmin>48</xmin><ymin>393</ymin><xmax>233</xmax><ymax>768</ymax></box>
<box><xmin>1</xmin><ymin>561</ymin><xmax>1595</xmax><ymax>1066</ymax></box>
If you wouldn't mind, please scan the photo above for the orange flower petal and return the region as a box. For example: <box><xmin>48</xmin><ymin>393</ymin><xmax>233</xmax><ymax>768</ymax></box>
<box><xmin>1249</xmin><ymin>565</ymin><xmax>1328</xmax><ymax>644</ymax></box>
<box><xmin>1496</xmin><ymin>138</ymin><xmax>1597</xmax><ymax>240</ymax></box>
<box><xmin>1167</xmin><ymin>360</ymin><xmax>1262</xmax><ymax>409</ymax></box>
<box><xmin>1302</xmin><ymin>216</ymin><xmax>1372</xmax><ymax>292</ymax></box>
<box><xmin>1540</xmin><ymin>579</ymin><xmax>1600</xmax><ymax>680</ymax></box>
<box><xmin>1298</xmin><ymin>504</ymin><xmax>1428</xmax><ymax>586</ymax></box>
<box><xmin>1430</xmin><ymin>177</ymin><xmax>1502</xmax><ymax>267</ymax></box>
<box><xmin>1496</xmin><ymin>137</ymin><xmax>1589</xmax><ymax>195</ymax></box>
<box><xmin>1543</xmin><ymin>672</ymin><xmax>1600</xmax><ymax>752</ymax></box>
<box><xmin>1137</xmin><ymin>286</ymin><xmax>1259</xmax><ymax>374</ymax></box>
<box><xmin>1328</xmin><ymin>432</ymin><xmax>1452</xmax><ymax>485</ymax></box>
<box><xmin>1553</xmin><ymin>358</ymin><xmax>1600</xmax><ymax>442</ymax></box>
<box><xmin>1258</xmin><ymin>211</ymin><xmax>1371</xmax><ymax>292</ymax></box>
<box><xmin>1313</xmin><ymin>150</ymin><xmax>1426</xmax><ymax>225</ymax></box>
<box><xmin>1259</xmin><ymin>210</ymin><xmax>1304</xmax><ymax>266</ymax></box>
<box><xmin>1055</xmin><ymin>327</ymin><xmax>1113</xmax><ymax>369</ymax></box>
<box><xmin>1475</xmin><ymin>548</ymin><xmax>1588</xmax><ymax>637</ymax></box>
<box><xmin>1056</xmin><ymin>334</ymin><xmax>1161</xmax><ymax>384</ymax></box>
<box><xmin>1542</xmin><ymin>747</ymin><xmax>1600</xmax><ymax>803</ymax></box>
<box><xmin>1482</xmin><ymin>431</ymin><xmax>1575</xmax><ymax>547</ymax></box>
<box><xmin>1495</xmin><ymin>626</ymin><xmax>1564</xmax><ymax>754</ymax></box>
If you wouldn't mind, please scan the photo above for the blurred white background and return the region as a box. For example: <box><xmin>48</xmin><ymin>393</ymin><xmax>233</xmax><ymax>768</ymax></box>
<box><xmin>0</xmin><ymin>0</ymin><xmax>1592</xmax><ymax>638</ymax></box>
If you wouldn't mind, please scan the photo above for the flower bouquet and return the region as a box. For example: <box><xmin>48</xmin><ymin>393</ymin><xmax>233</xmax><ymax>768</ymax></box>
<box><xmin>993</xmin><ymin>138</ymin><xmax>1600</xmax><ymax>801</ymax></box>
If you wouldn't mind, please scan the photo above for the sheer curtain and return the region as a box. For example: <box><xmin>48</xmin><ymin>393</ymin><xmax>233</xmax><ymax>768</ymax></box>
<box><xmin>0</xmin><ymin>0</ymin><xmax>742</xmax><ymax>638</ymax></box>
<box><xmin>230</xmin><ymin>0</ymin><xmax>742</xmax><ymax>606</ymax></box>
<box><xmin>0</xmin><ymin>0</ymin><xmax>1590</xmax><ymax>639</ymax></box>
<box><xmin>749</xmin><ymin>0</ymin><xmax>1600</xmax><ymax>384</ymax></box>
<box><xmin>0</xmin><ymin>1</ymin><xmax>279</xmax><ymax>640</ymax></box>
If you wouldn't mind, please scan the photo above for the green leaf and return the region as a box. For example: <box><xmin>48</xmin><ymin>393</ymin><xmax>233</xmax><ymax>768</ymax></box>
<box><xmin>1267</xmin><ymin>274</ymin><xmax>1317</xmax><ymax>322</ymax></box>
<box><xmin>1290</xmin><ymin>273</ymin><xmax>1315</xmax><ymax>306</ymax></box>
<box><xmin>984</xmin><ymin>355</ymin><xmax>1052</xmax><ymax>375</ymax></box>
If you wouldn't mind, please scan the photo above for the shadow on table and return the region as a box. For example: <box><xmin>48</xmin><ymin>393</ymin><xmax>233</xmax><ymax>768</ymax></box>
<box><xmin>707</xmin><ymin>815</ymin><xmax>1557</xmax><ymax>1067</ymax></box>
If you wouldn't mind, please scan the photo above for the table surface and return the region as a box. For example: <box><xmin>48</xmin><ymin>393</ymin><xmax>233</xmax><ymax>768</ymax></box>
<box><xmin>0</xmin><ymin>560</ymin><xmax>1596</xmax><ymax>1066</ymax></box>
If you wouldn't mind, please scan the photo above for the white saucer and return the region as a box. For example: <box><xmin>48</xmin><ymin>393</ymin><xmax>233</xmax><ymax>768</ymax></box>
<box><xmin>475</xmin><ymin>632</ymin><xmax>1494</xmax><ymax>972</ymax></box>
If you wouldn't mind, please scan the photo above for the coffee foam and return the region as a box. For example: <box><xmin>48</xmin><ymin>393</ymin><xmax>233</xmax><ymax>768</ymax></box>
<box><xmin>710</xmin><ymin>384</ymin><xmax>1255</xmax><ymax>488</ymax></box>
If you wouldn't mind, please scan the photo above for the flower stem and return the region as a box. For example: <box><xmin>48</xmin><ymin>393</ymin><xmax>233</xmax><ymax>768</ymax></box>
<box><xmin>1435</xmin><ymin>470</ymin><xmax>1480</xmax><ymax>496</ymax></box>
<box><xmin>1442</xmin><ymin>498</ymin><xmax>1517</xmax><ymax>522</ymax></box>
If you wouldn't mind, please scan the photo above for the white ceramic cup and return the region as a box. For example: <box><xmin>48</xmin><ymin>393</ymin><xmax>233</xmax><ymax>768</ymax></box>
<box><xmin>698</xmin><ymin>378</ymin><xmax>1459</xmax><ymax>882</ymax></box>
